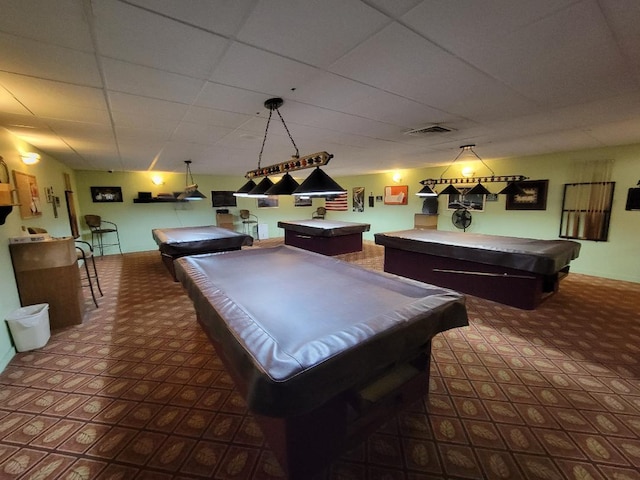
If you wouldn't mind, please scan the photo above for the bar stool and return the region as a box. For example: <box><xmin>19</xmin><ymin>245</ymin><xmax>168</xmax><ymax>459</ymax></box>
<box><xmin>75</xmin><ymin>240</ymin><xmax>103</xmax><ymax>308</ymax></box>
<box><xmin>84</xmin><ymin>215</ymin><xmax>122</xmax><ymax>256</ymax></box>
<box><xmin>240</xmin><ymin>209</ymin><xmax>259</xmax><ymax>239</ymax></box>
<box><xmin>27</xmin><ymin>227</ymin><xmax>103</xmax><ymax>308</ymax></box>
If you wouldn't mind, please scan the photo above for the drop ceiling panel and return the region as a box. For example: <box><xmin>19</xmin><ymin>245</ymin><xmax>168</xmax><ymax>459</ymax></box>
<box><xmin>193</xmin><ymin>82</ymin><xmax>274</xmax><ymax>114</ymax></box>
<box><xmin>237</xmin><ymin>0</ymin><xmax>390</xmax><ymax>67</ymax></box>
<box><xmin>0</xmin><ymin>74</ymin><xmax>109</xmax><ymax>125</ymax></box>
<box><xmin>0</xmin><ymin>0</ymin><xmax>93</xmax><ymax>50</ymax></box>
<box><xmin>181</xmin><ymin>106</ymin><xmax>252</xmax><ymax>129</ymax></box>
<box><xmin>436</xmin><ymin>2</ymin><xmax>636</xmax><ymax>107</ymax></box>
<box><xmin>403</xmin><ymin>0</ymin><xmax>576</xmax><ymax>55</ymax></box>
<box><xmin>109</xmin><ymin>93</ymin><xmax>189</xmax><ymax>132</ymax></box>
<box><xmin>599</xmin><ymin>0</ymin><xmax>640</xmax><ymax>82</ymax></box>
<box><xmin>170</xmin><ymin>122</ymin><xmax>235</xmax><ymax>144</ymax></box>
<box><xmin>367</xmin><ymin>0</ymin><xmax>423</xmax><ymax>18</ymax></box>
<box><xmin>0</xmin><ymin>33</ymin><xmax>101</xmax><ymax>86</ymax></box>
<box><xmin>0</xmin><ymin>90</ymin><xmax>32</xmax><ymax>116</ymax></box>
<box><xmin>209</xmin><ymin>43</ymin><xmax>320</xmax><ymax>94</ymax></box>
<box><xmin>278</xmin><ymin>101</ymin><xmax>403</xmax><ymax>141</ymax></box>
<box><xmin>340</xmin><ymin>90</ymin><xmax>461</xmax><ymax>128</ymax></box>
<box><xmin>329</xmin><ymin>23</ymin><xmax>536</xmax><ymax>119</ymax></box>
<box><xmin>102</xmin><ymin>59</ymin><xmax>206</xmax><ymax>104</ymax></box>
<box><xmin>127</xmin><ymin>0</ymin><xmax>256</xmax><ymax>37</ymax></box>
<box><xmin>286</xmin><ymin>72</ymin><xmax>378</xmax><ymax>111</ymax></box>
<box><xmin>94</xmin><ymin>0</ymin><xmax>228</xmax><ymax>79</ymax></box>
<box><xmin>584</xmin><ymin>118</ymin><xmax>640</xmax><ymax>146</ymax></box>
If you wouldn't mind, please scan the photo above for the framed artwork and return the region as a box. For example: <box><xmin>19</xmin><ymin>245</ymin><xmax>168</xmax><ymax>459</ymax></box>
<box><xmin>13</xmin><ymin>170</ymin><xmax>43</xmax><ymax>219</ymax></box>
<box><xmin>506</xmin><ymin>180</ymin><xmax>548</xmax><ymax>210</ymax></box>
<box><xmin>447</xmin><ymin>188</ymin><xmax>485</xmax><ymax>211</ymax></box>
<box><xmin>91</xmin><ymin>186</ymin><xmax>123</xmax><ymax>203</ymax></box>
<box><xmin>384</xmin><ymin>185</ymin><xmax>408</xmax><ymax>205</ymax></box>
<box><xmin>294</xmin><ymin>196</ymin><xmax>312</xmax><ymax>207</ymax></box>
<box><xmin>353</xmin><ymin>186</ymin><xmax>365</xmax><ymax>212</ymax></box>
<box><xmin>257</xmin><ymin>196</ymin><xmax>278</xmax><ymax>208</ymax></box>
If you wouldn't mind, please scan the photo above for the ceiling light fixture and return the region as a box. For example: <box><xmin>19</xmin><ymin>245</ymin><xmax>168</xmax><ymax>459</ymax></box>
<box><xmin>416</xmin><ymin>145</ymin><xmax>527</xmax><ymax>197</ymax></box>
<box><xmin>21</xmin><ymin>152</ymin><xmax>40</xmax><ymax>165</ymax></box>
<box><xmin>236</xmin><ymin>97</ymin><xmax>345</xmax><ymax>197</ymax></box>
<box><xmin>176</xmin><ymin>160</ymin><xmax>206</xmax><ymax>201</ymax></box>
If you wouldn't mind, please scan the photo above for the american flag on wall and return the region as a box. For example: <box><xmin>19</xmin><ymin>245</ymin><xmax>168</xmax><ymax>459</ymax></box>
<box><xmin>325</xmin><ymin>193</ymin><xmax>348</xmax><ymax>211</ymax></box>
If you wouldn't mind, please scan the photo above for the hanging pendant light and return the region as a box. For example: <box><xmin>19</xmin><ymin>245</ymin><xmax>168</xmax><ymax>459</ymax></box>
<box><xmin>233</xmin><ymin>179</ymin><xmax>257</xmax><ymax>197</ymax></box>
<box><xmin>417</xmin><ymin>145</ymin><xmax>528</xmax><ymax>196</ymax></box>
<box><xmin>440</xmin><ymin>184</ymin><xmax>461</xmax><ymax>195</ymax></box>
<box><xmin>416</xmin><ymin>183</ymin><xmax>438</xmax><ymax>197</ymax></box>
<box><xmin>466</xmin><ymin>182</ymin><xmax>492</xmax><ymax>196</ymax></box>
<box><xmin>498</xmin><ymin>182</ymin><xmax>526</xmax><ymax>195</ymax></box>
<box><xmin>246</xmin><ymin>176</ymin><xmax>275</xmax><ymax>198</ymax></box>
<box><xmin>292</xmin><ymin>167</ymin><xmax>346</xmax><ymax>196</ymax></box>
<box><xmin>177</xmin><ymin>160</ymin><xmax>206</xmax><ymax>200</ymax></box>
<box><xmin>236</xmin><ymin>97</ymin><xmax>343</xmax><ymax>196</ymax></box>
<box><xmin>264</xmin><ymin>172</ymin><xmax>300</xmax><ymax>195</ymax></box>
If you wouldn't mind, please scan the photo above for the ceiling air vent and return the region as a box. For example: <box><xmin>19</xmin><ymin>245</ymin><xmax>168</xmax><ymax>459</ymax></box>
<box><xmin>404</xmin><ymin>125</ymin><xmax>453</xmax><ymax>135</ymax></box>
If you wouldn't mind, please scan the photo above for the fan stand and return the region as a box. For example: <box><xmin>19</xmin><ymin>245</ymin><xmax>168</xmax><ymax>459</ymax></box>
<box><xmin>452</xmin><ymin>208</ymin><xmax>472</xmax><ymax>232</ymax></box>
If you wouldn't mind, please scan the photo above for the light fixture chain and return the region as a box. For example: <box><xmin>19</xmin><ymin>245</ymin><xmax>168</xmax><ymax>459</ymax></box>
<box><xmin>275</xmin><ymin>108</ymin><xmax>300</xmax><ymax>159</ymax></box>
<box><xmin>257</xmin><ymin>108</ymin><xmax>274</xmax><ymax>170</ymax></box>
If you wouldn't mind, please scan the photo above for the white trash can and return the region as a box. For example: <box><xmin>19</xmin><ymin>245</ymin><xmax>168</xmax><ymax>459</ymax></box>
<box><xmin>6</xmin><ymin>303</ymin><xmax>51</xmax><ymax>352</ymax></box>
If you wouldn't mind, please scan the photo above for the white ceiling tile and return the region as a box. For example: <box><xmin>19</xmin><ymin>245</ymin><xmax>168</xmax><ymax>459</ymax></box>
<box><xmin>287</xmin><ymin>72</ymin><xmax>378</xmax><ymax>111</ymax></box>
<box><xmin>366</xmin><ymin>0</ymin><xmax>424</xmax><ymax>18</ymax></box>
<box><xmin>126</xmin><ymin>0</ymin><xmax>257</xmax><ymax>37</ymax></box>
<box><xmin>0</xmin><ymin>33</ymin><xmax>101</xmax><ymax>86</ymax></box>
<box><xmin>170</xmin><ymin>121</ymin><xmax>235</xmax><ymax>144</ymax></box>
<box><xmin>0</xmin><ymin>73</ymin><xmax>109</xmax><ymax>124</ymax></box>
<box><xmin>403</xmin><ymin>0</ymin><xmax>576</xmax><ymax>55</ymax></box>
<box><xmin>0</xmin><ymin>0</ymin><xmax>93</xmax><ymax>50</ymax></box>
<box><xmin>330</xmin><ymin>23</ymin><xmax>536</xmax><ymax>119</ymax></box>
<box><xmin>181</xmin><ymin>106</ymin><xmax>253</xmax><ymax>129</ymax></box>
<box><xmin>210</xmin><ymin>43</ymin><xmax>320</xmax><ymax>94</ymax></box>
<box><xmin>94</xmin><ymin>0</ymin><xmax>228</xmax><ymax>79</ymax></box>
<box><xmin>102</xmin><ymin>58</ymin><xmax>206</xmax><ymax>104</ymax></box>
<box><xmin>193</xmin><ymin>82</ymin><xmax>274</xmax><ymax>114</ymax></box>
<box><xmin>109</xmin><ymin>93</ymin><xmax>190</xmax><ymax>132</ymax></box>
<box><xmin>440</xmin><ymin>1</ymin><xmax>635</xmax><ymax>107</ymax></box>
<box><xmin>237</xmin><ymin>0</ymin><xmax>390</xmax><ymax>67</ymax></box>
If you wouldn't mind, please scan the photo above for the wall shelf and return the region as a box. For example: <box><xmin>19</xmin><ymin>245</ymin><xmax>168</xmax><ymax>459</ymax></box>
<box><xmin>133</xmin><ymin>197</ymin><xmax>187</xmax><ymax>203</ymax></box>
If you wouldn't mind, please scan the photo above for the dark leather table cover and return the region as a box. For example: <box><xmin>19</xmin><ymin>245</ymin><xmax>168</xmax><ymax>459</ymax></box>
<box><xmin>152</xmin><ymin>225</ymin><xmax>253</xmax><ymax>256</ymax></box>
<box><xmin>277</xmin><ymin>219</ymin><xmax>371</xmax><ymax>237</ymax></box>
<box><xmin>375</xmin><ymin>229</ymin><xmax>581</xmax><ymax>275</ymax></box>
<box><xmin>176</xmin><ymin>246</ymin><xmax>467</xmax><ymax>416</ymax></box>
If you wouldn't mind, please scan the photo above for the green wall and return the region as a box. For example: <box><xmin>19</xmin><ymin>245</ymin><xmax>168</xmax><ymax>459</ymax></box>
<box><xmin>1</xmin><ymin>125</ymin><xmax>639</xmax><ymax>371</ymax></box>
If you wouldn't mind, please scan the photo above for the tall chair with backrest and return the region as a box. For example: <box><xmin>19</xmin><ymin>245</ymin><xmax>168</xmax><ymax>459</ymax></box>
<box><xmin>312</xmin><ymin>207</ymin><xmax>326</xmax><ymax>219</ymax></box>
<box><xmin>239</xmin><ymin>209</ymin><xmax>259</xmax><ymax>240</ymax></box>
<box><xmin>27</xmin><ymin>227</ymin><xmax>103</xmax><ymax>308</ymax></box>
<box><xmin>85</xmin><ymin>215</ymin><xmax>122</xmax><ymax>256</ymax></box>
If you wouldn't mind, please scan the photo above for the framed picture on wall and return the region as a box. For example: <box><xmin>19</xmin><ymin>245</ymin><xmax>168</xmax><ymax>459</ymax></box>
<box><xmin>506</xmin><ymin>180</ymin><xmax>549</xmax><ymax>210</ymax></box>
<box><xmin>447</xmin><ymin>188</ymin><xmax>485</xmax><ymax>211</ymax></box>
<box><xmin>91</xmin><ymin>186</ymin><xmax>123</xmax><ymax>203</ymax></box>
<box><xmin>384</xmin><ymin>185</ymin><xmax>408</xmax><ymax>205</ymax></box>
<box><xmin>257</xmin><ymin>196</ymin><xmax>278</xmax><ymax>208</ymax></box>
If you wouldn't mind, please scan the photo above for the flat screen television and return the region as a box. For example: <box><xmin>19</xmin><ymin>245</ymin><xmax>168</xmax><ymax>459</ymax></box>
<box><xmin>625</xmin><ymin>188</ymin><xmax>640</xmax><ymax>211</ymax></box>
<box><xmin>211</xmin><ymin>191</ymin><xmax>237</xmax><ymax>208</ymax></box>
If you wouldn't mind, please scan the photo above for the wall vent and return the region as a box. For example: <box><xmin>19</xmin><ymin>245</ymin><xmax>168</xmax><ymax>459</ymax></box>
<box><xmin>405</xmin><ymin>125</ymin><xmax>453</xmax><ymax>135</ymax></box>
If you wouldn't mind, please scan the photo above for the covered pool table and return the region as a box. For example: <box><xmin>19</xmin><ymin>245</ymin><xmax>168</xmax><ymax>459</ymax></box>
<box><xmin>151</xmin><ymin>225</ymin><xmax>253</xmax><ymax>281</ymax></box>
<box><xmin>175</xmin><ymin>246</ymin><xmax>468</xmax><ymax>478</ymax></box>
<box><xmin>277</xmin><ymin>219</ymin><xmax>371</xmax><ymax>255</ymax></box>
<box><xmin>375</xmin><ymin>229</ymin><xmax>581</xmax><ymax>310</ymax></box>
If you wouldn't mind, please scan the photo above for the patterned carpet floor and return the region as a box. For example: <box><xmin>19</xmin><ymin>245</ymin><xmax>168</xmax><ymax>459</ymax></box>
<box><xmin>0</xmin><ymin>238</ymin><xmax>639</xmax><ymax>479</ymax></box>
